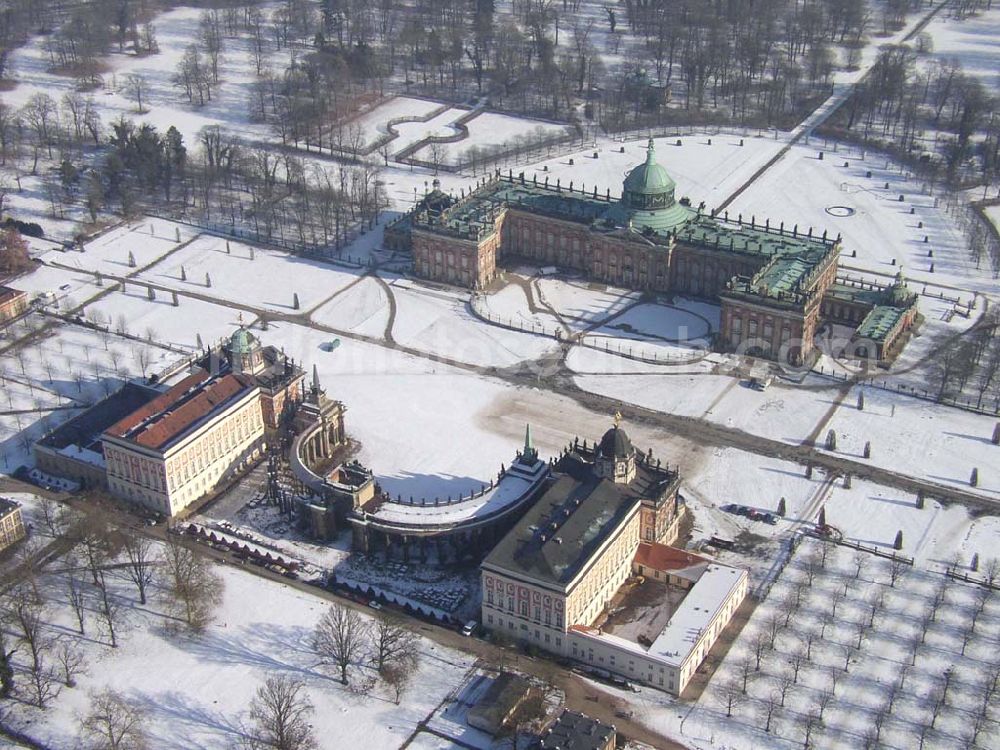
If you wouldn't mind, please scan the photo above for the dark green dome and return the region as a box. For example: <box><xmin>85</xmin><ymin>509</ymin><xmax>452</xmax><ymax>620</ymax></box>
<box><xmin>623</xmin><ymin>139</ymin><xmax>677</xmax><ymax>201</ymax></box>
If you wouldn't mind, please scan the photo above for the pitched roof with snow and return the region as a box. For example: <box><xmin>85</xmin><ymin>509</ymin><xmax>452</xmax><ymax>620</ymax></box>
<box><xmin>104</xmin><ymin>370</ymin><xmax>256</xmax><ymax>452</ymax></box>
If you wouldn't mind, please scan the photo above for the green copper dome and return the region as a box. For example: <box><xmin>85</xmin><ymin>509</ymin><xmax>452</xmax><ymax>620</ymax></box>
<box><xmin>623</xmin><ymin>139</ymin><xmax>677</xmax><ymax>200</ymax></box>
<box><xmin>229</xmin><ymin>326</ymin><xmax>259</xmax><ymax>356</ymax></box>
<box><xmin>601</xmin><ymin>138</ymin><xmax>693</xmax><ymax>235</ymax></box>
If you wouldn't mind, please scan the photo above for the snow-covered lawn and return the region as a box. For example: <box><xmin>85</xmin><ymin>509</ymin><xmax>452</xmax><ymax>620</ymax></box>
<box><xmin>136</xmin><ymin>234</ymin><xmax>364</xmax><ymax>314</ymax></box>
<box><xmin>519</xmin><ymin>133</ymin><xmax>788</xmax><ymax>209</ymax></box>
<box><xmin>73</xmin><ymin>219</ymin><xmax>195</xmax><ymax>273</ymax></box>
<box><xmin>310</xmin><ymin>275</ymin><xmax>390</xmax><ymax>339</ymax></box>
<box><xmin>4</xmin><ymin>259</ymin><xmax>103</xmax><ymax>310</ymax></box>
<box><xmin>686</xmin><ymin>446</ymin><xmax>1000</xmax><ymax>567</ymax></box>
<box><xmin>6</xmin><ymin>541</ymin><xmax>475</xmax><ymax>750</ymax></box>
<box><xmin>429</xmin><ymin>112</ymin><xmax>574</xmax><ymax>165</ymax></box>
<box><xmin>534</xmin><ymin>277</ymin><xmax>639</xmax><ymax>331</ymax></box>
<box><xmin>84</xmin><ymin>288</ymin><xmax>251</xmax><ymax>352</ymax></box>
<box><xmin>390</xmin><ymin>282</ymin><xmax>558</xmax><ymax>368</ymax></box>
<box><xmin>921</xmin><ymin>8</ymin><xmax>1000</xmax><ymax>94</ymax></box>
<box><xmin>346</xmin><ymin>96</ymin><xmax>445</xmax><ymax>151</ymax></box>
<box><xmin>729</xmin><ymin>140</ymin><xmax>988</xmax><ymax>297</ymax></box>
<box><xmin>821</xmin><ymin>384</ymin><xmax>1000</xmax><ymax>498</ymax></box>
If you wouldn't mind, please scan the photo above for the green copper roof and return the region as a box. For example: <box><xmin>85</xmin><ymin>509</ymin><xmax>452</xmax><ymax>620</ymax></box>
<box><xmin>613</xmin><ymin>138</ymin><xmax>691</xmax><ymax>234</ymax></box>
<box><xmin>229</xmin><ymin>326</ymin><xmax>259</xmax><ymax>355</ymax></box>
<box><xmin>856</xmin><ymin>305</ymin><xmax>908</xmax><ymax>343</ymax></box>
<box><xmin>623</xmin><ymin>139</ymin><xmax>677</xmax><ymax>196</ymax></box>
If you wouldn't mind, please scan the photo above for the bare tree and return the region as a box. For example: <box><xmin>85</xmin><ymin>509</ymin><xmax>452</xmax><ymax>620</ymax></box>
<box><xmin>776</xmin><ymin>666</ymin><xmax>795</xmax><ymax>707</ymax></box>
<box><xmin>313</xmin><ymin>603</ymin><xmax>367</xmax><ymax>684</ymax></box>
<box><xmin>381</xmin><ymin>661</ymin><xmax>415</xmax><ymax>705</ymax></box>
<box><xmin>37</xmin><ymin>496</ymin><xmax>68</xmax><ymax>537</ymax></box>
<box><xmin>751</xmin><ymin>630</ymin><xmax>770</xmax><ymax>670</ymax></box>
<box><xmin>716</xmin><ymin>676</ymin><xmax>745</xmax><ymax>717</ymax></box>
<box><xmin>82</xmin><ymin>688</ymin><xmax>148</xmax><ymax>750</ymax></box>
<box><xmin>888</xmin><ymin>557</ymin><xmax>908</xmax><ymax>587</ymax></box>
<box><xmin>760</xmin><ymin>690</ymin><xmax>781</xmax><ymax>734</ymax></box>
<box><xmin>737</xmin><ymin>654</ymin><xmax>756</xmax><ymax>694</ymax></box>
<box><xmin>244</xmin><ymin>674</ymin><xmax>316</xmax><ymax>750</ymax></box>
<box><xmin>123</xmin><ymin>74</ymin><xmax>149</xmax><ymax>114</ymax></box>
<box><xmin>95</xmin><ymin>570</ymin><xmax>123</xmax><ymax>648</ymax></box>
<box><xmin>852</xmin><ymin>551</ymin><xmax>868</xmax><ymax>580</ymax></box>
<box><xmin>164</xmin><ymin>537</ymin><xmax>224</xmax><ymax>631</ymax></box>
<box><xmin>121</xmin><ymin>530</ymin><xmax>156</xmax><ymax>605</ymax></box>
<box><xmin>762</xmin><ymin>611</ymin><xmax>783</xmax><ymax>648</ymax></box>
<box><xmin>803</xmin><ymin>712</ymin><xmax>822</xmax><ymax>748</ymax></box>
<box><xmin>54</xmin><ymin>638</ymin><xmax>87</xmax><ymax>687</ymax></box>
<box><xmin>369</xmin><ymin>613</ymin><xmax>417</xmax><ymax>674</ymax></box>
<box><xmin>67</xmin><ymin>569</ymin><xmax>87</xmax><ymax>635</ymax></box>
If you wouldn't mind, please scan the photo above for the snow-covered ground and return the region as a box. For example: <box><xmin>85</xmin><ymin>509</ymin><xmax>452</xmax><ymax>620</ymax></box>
<box><xmin>633</xmin><ymin>535</ymin><xmax>1000</xmax><ymax>750</ymax></box>
<box><xmin>6</xmin><ymin>537</ymin><xmax>476</xmax><ymax>750</ymax></box>
<box><xmin>135</xmin><ymin>233</ymin><xmax>364</xmax><ymax>315</ymax></box>
<box><xmin>390</xmin><ymin>281</ymin><xmax>558</xmax><ymax>368</ymax></box>
<box><xmin>920</xmin><ymin>7</ymin><xmax>1000</xmax><ymax>94</ymax></box>
<box><xmin>421</xmin><ymin>111</ymin><xmax>574</xmax><ymax>165</ymax></box>
<box><xmin>4</xmin><ymin>4</ymin><xmax>286</xmax><ymax>149</ymax></box>
<box><xmin>729</xmin><ymin>140</ymin><xmax>988</xmax><ymax>297</ymax></box>
<box><xmin>346</xmin><ymin>96</ymin><xmax>445</xmax><ymax>151</ymax></box>
<box><xmin>821</xmin><ymin>383</ymin><xmax>1000</xmax><ymax>498</ymax></box>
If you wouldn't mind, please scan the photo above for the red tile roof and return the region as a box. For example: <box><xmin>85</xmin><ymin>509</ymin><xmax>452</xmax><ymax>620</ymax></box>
<box><xmin>105</xmin><ymin>371</ymin><xmax>255</xmax><ymax>451</ymax></box>
<box><xmin>633</xmin><ymin>542</ymin><xmax>710</xmax><ymax>574</ymax></box>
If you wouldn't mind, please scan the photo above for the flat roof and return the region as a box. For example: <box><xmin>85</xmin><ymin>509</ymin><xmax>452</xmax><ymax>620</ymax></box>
<box><xmin>573</xmin><ymin>552</ymin><xmax>747</xmax><ymax>668</ymax></box>
<box><xmin>634</xmin><ymin>542</ymin><xmax>711</xmax><ymax>584</ymax></box>
<box><xmin>646</xmin><ymin>562</ymin><xmax>746</xmax><ymax>664</ymax></box>
<box><xmin>104</xmin><ymin>371</ymin><xmax>255</xmax><ymax>452</ymax></box>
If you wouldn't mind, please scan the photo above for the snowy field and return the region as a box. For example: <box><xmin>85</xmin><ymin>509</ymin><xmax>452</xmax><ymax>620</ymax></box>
<box><xmin>634</xmin><ymin>536</ymin><xmax>1000</xmax><ymax>750</ymax></box>
<box><xmin>728</xmin><ymin>140</ymin><xmax>988</xmax><ymax>297</ymax></box>
<box><xmin>83</xmin><ymin>289</ymin><xmax>253</xmax><ymax>352</ymax></box>
<box><xmin>921</xmin><ymin>7</ymin><xmax>1000</xmax><ymax>94</ymax></box>
<box><xmin>421</xmin><ymin>111</ymin><xmax>574</xmax><ymax>165</ymax></box>
<box><xmin>310</xmin><ymin>275</ymin><xmax>390</xmax><ymax>339</ymax></box>
<box><xmin>346</xmin><ymin>96</ymin><xmax>445</xmax><ymax>151</ymax></box>
<box><xmin>821</xmin><ymin>384</ymin><xmax>1000</xmax><ymax>498</ymax></box>
<box><xmin>5</xmin><ymin>535</ymin><xmax>476</xmax><ymax>750</ymax></box>
<box><xmin>4</xmin><ymin>4</ymin><xmax>286</xmax><ymax>149</ymax></box>
<box><xmin>389</xmin><ymin>109</ymin><xmax>466</xmax><ymax>155</ymax></box>
<box><xmin>520</xmin><ymin>134</ymin><xmax>787</xmax><ymax>211</ymax></box>
<box><xmin>136</xmin><ymin>233</ymin><xmax>364</xmax><ymax>314</ymax></box>
<box><xmin>685</xmin><ymin>447</ymin><xmax>1000</xmax><ymax>568</ymax></box>
<box><xmin>389</xmin><ymin>281</ymin><xmax>559</xmax><ymax>368</ymax></box>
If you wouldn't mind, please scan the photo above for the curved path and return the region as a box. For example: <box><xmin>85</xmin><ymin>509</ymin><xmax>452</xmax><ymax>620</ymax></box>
<box><xmin>39</xmin><ymin>256</ymin><xmax>1000</xmax><ymax>513</ymax></box>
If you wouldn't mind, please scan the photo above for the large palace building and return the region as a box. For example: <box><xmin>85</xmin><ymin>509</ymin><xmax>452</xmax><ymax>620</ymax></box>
<box><xmin>387</xmin><ymin>140</ymin><xmax>918</xmax><ymax>365</ymax></box>
<box><xmin>35</xmin><ymin>322</ymin><xmax>321</xmax><ymax>518</ymax></box>
<box><xmin>479</xmin><ymin>419</ymin><xmax>746</xmax><ymax>696</ymax></box>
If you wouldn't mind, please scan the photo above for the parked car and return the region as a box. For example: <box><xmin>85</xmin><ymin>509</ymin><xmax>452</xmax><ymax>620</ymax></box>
<box><xmin>762</xmin><ymin>512</ymin><xmax>778</xmax><ymax>525</ymax></box>
<box><xmin>461</xmin><ymin>620</ymin><xmax>478</xmax><ymax>637</ymax></box>
<box><xmin>367</xmin><ymin>600</ymin><xmax>383</xmax><ymax>610</ymax></box>
<box><xmin>721</xmin><ymin>503</ymin><xmax>738</xmax><ymax>513</ymax></box>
